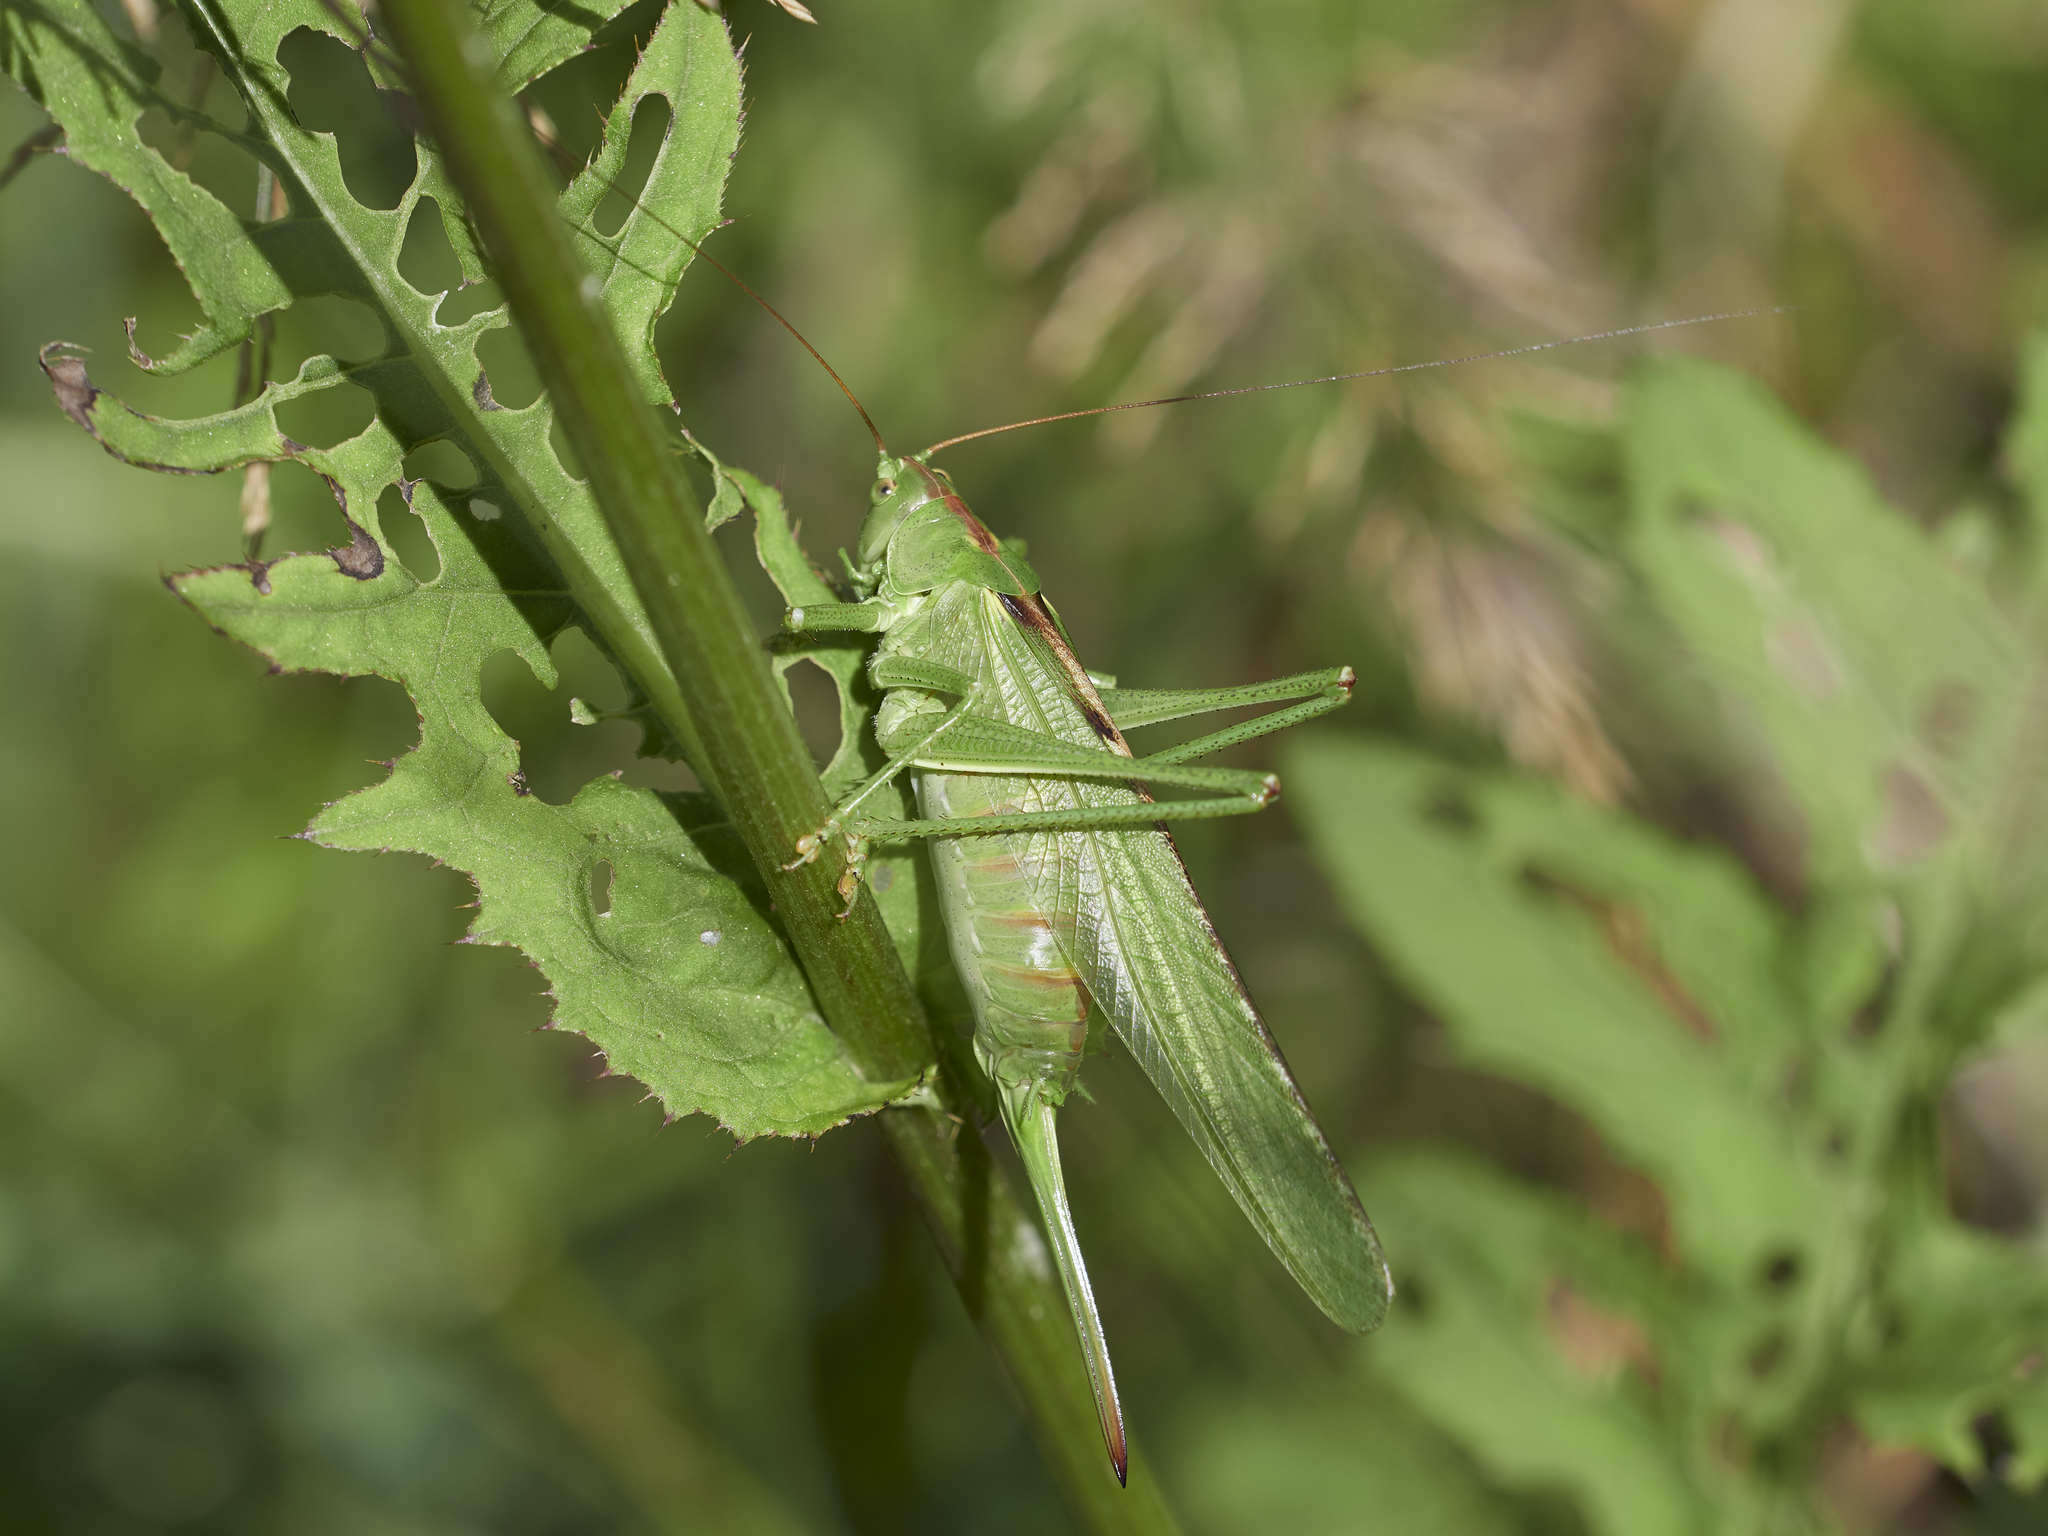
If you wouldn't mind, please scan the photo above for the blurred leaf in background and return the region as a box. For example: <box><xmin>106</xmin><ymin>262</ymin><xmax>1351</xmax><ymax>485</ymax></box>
<box><xmin>5</xmin><ymin>0</ymin><xmax>2048</xmax><ymax>1532</ymax></box>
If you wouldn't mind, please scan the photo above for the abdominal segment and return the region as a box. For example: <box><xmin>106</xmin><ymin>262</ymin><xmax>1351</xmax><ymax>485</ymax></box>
<box><xmin>917</xmin><ymin>770</ymin><xmax>1090</xmax><ymax>1100</ymax></box>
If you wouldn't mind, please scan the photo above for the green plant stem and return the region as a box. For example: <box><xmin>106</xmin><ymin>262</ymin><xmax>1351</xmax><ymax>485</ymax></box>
<box><xmin>375</xmin><ymin>2</ymin><xmax>1176</xmax><ymax>1526</ymax></box>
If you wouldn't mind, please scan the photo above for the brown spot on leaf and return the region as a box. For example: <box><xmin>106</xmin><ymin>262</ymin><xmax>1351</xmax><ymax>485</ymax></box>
<box><xmin>1523</xmin><ymin>868</ymin><xmax>1718</xmax><ymax>1040</ymax></box>
<box><xmin>1918</xmin><ymin>681</ymin><xmax>1976</xmax><ymax>759</ymax></box>
<box><xmin>1768</xmin><ymin>619</ymin><xmax>1840</xmax><ymax>700</ymax></box>
<box><xmin>473</xmin><ymin>369</ymin><xmax>502</xmax><ymax>411</ymax></box>
<box><xmin>40</xmin><ymin>342</ymin><xmax>97</xmax><ymax>430</ymax></box>
<box><xmin>122</xmin><ymin>316</ymin><xmax>161</xmax><ymax>371</ymax></box>
<box><xmin>329</xmin><ymin>517</ymin><xmax>385</xmax><ymax>580</ymax></box>
<box><xmin>1871</xmin><ymin>764</ymin><xmax>1948</xmax><ymax>867</ymax></box>
<box><xmin>1547</xmin><ymin>1281</ymin><xmax>1657</xmax><ymax>1387</ymax></box>
<box><xmin>1701</xmin><ymin>514</ymin><xmax>1774</xmax><ymax>585</ymax></box>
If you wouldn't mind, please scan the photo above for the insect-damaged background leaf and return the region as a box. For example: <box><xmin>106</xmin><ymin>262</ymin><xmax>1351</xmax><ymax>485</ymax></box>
<box><xmin>1286</xmin><ymin>353</ymin><xmax>2048</xmax><ymax>1530</ymax></box>
<box><xmin>14</xmin><ymin>0</ymin><xmax>2048</xmax><ymax>1526</ymax></box>
<box><xmin>8</xmin><ymin>0</ymin><xmax>917</xmax><ymax>1137</ymax></box>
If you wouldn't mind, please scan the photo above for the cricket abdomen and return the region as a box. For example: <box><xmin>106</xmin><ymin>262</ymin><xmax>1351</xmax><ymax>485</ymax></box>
<box><xmin>917</xmin><ymin>770</ymin><xmax>1090</xmax><ymax>1101</ymax></box>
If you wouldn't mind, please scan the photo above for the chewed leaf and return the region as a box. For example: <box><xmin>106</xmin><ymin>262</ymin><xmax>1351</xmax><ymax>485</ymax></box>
<box><xmin>1363</xmin><ymin>1154</ymin><xmax>1700</xmax><ymax>1536</ymax></box>
<box><xmin>1287</xmin><ymin>738</ymin><xmax>1828</xmax><ymax>1285</ymax></box>
<box><xmin>478</xmin><ymin>0</ymin><xmax>646</xmax><ymax>92</ymax></box>
<box><xmin>145</xmin><ymin>377</ymin><xmax>912</xmax><ymax>1137</ymax></box>
<box><xmin>5</xmin><ymin>0</ymin><xmax>291</xmax><ymax>373</ymax></box>
<box><xmin>558</xmin><ymin>2</ymin><xmax>740</xmax><ymax>407</ymax></box>
<box><xmin>21</xmin><ymin>2</ymin><xmax>924</xmax><ymax>1139</ymax></box>
<box><xmin>1624</xmin><ymin>359</ymin><xmax>2020</xmax><ymax>886</ymax></box>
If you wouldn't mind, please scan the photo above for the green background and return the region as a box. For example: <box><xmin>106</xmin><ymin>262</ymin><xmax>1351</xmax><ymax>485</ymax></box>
<box><xmin>5</xmin><ymin>0</ymin><xmax>2047</xmax><ymax>1530</ymax></box>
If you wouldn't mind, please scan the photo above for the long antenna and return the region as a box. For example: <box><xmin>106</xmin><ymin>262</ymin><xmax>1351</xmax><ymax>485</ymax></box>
<box><xmin>917</xmin><ymin>307</ymin><xmax>1791</xmax><ymax>459</ymax></box>
<box><xmin>536</xmin><ymin>112</ymin><xmax>1780</xmax><ymax>471</ymax></box>
<box><xmin>671</xmin><ymin>233</ymin><xmax>889</xmax><ymax>455</ymax></box>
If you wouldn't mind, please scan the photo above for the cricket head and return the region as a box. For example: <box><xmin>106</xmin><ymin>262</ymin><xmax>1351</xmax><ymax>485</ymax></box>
<box><xmin>855</xmin><ymin>452</ymin><xmax>1039</xmax><ymax>599</ymax></box>
<box><xmin>855</xmin><ymin>453</ymin><xmax>946</xmax><ymax>568</ymax></box>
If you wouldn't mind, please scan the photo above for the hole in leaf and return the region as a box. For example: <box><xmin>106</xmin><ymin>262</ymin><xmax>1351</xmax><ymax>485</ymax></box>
<box><xmin>1747</xmin><ymin>1329</ymin><xmax>1788</xmax><ymax>1379</ymax></box>
<box><xmin>375</xmin><ymin>485</ymin><xmax>440</xmax><ymax>583</ymax></box>
<box><xmin>554</xmin><ymin>624</ymin><xmax>693</xmax><ymax>794</ymax></box>
<box><xmin>589</xmin><ymin>95</ymin><xmax>672</xmax><ymax>237</ymax></box>
<box><xmin>1546</xmin><ymin>1282</ymin><xmax>1653</xmax><ymax>1384</ymax></box>
<box><xmin>398</xmin><ymin>197</ymin><xmax>465</xmax><ymax>298</ymax></box>
<box><xmin>783</xmin><ymin>658</ymin><xmax>845</xmax><ymax>772</ymax></box>
<box><xmin>557</xmin><ymin>625</ymin><xmax>633</xmax><ymax>717</ymax></box>
<box><xmin>475</xmin><ymin>324</ymin><xmax>543</xmax><ymax>410</ymax></box>
<box><xmin>438</xmin><ymin>280</ymin><xmax>503</xmax><ymax>327</ymax></box>
<box><xmin>1869</xmin><ymin>763</ymin><xmax>1949</xmax><ymax>868</ymax></box>
<box><xmin>589</xmin><ymin>860</ymin><xmax>614</xmax><ymax>917</ymax></box>
<box><xmin>480</xmin><ymin>632</ymin><xmax>697</xmax><ymax>804</ymax></box>
<box><xmin>1918</xmin><ymin>681</ymin><xmax>1977</xmax><ymax>760</ymax></box>
<box><xmin>1779</xmin><ymin>1053</ymin><xmax>1814</xmax><ymax>1107</ymax></box>
<box><xmin>466</xmin><ymin>496</ymin><xmax>506</xmax><ymax>523</ymax></box>
<box><xmin>1973</xmin><ymin>1413</ymin><xmax>2017</xmax><ymax>1481</ymax></box>
<box><xmin>481</xmin><ymin>649</ymin><xmax>582</xmax><ymax>806</ymax></box>
<box><xmin>520</xmin><ymin>9</ymin><xmax>664</xmax><ymax>173</ymax></box>
<box><xmin>402</xmin><ymin>440</ymin><xmax>479</xmax><ymax>490</ymax></box>
<box><xmin>272</xmin><ymin>375</ymin><xmax>376</xmax><ymax>451</ymax></box>
<box><xmin>1696</xmin><ymin>512</ymin><xmax>1774</xmax><ymax>586</ymax></box>
<box><xmin>279</xmin><ymin>28</ymin><xmax>416</xmax><ymax>211</ymax></box>
<box><xmin>274</xmin><ymin>294</ymin><xmax>387</xmax><ymax>368</ymax></box>
<box><xmin>1941</xmin><ymin>1042</ymin><xmax>2048</xmax><ymax>1234</ymax></box>
<box><xmin>255</xmin><ymin>458</ymin><xmax>353</xmax><ymax>555</ymax></box>
<box><xmin>1420</xmin><ymin>786</ymin><xmax>1478</xmax><ymax>832</ymax></box>
<box><xmin>1766</xmin><ymin>618</ymin><xmax>1840</xmax><ymax>701</ymax></box>
<box><xmin>1759</xmin><ymin>1251</ymin><xmax>1802</xmax><ymax>1293</ymax></box>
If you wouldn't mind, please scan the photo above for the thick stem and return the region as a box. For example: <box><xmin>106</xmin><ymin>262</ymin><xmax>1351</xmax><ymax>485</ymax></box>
<box><xmin>375</xmin><ymin>2</ymin><xmax>1176</xmax><ymax>1527</ymax></box>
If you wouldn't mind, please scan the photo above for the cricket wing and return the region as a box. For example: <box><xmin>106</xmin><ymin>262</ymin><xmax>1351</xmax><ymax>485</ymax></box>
<box><xmin>1059</xmin><ymin>822</ymin><xmax>1392</xmax><ymax>1333</ymax></box>
<box><xmin>964</xmin><ymin>592</ymin><xmax>1392</xmax><ymax>1332</ymax></box>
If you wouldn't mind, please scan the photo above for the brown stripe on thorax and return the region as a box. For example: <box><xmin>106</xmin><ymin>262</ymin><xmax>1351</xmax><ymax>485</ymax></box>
<box><xmin>908</xmin><ymin>460</ymin><xmax>1039</xmax><ymax>593</ymax></box>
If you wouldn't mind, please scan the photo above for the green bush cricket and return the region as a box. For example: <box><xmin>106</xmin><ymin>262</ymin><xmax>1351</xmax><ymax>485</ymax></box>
<box><xmin>780</xmin><ymin>437</ymin><xmax>1389</xmax><ymax>1484</ymax></box>
<box><xmin>676</xmin><ymin>278</ymin><xmax>1392</xmax><ymax>1481</ymax></box>
<box><xmin>745</xmin><ymin>283</ymin><xmax>1770</xmax><ymax>1483</ymax></box>
<box><xmin>562</xmin><ymin>153</ymin><xmax>1772</xmax><ymax>1483</ymax></box>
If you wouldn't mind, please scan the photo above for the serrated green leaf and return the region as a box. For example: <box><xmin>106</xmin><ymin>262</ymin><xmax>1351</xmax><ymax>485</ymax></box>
<box><xmin>2</xmin><ymin>0</ymin><xmax>291</xmax><ymax>372</ymax></box>
<box><xmin>1624</xmin><ymin>358</ymin><xmax>2020</xmax><ymax>890</ymax></box>
<box><xmin>555</xmin><ymin>8</ymin><xmax>742</xmax><ymax>408</ymax></box>
<box><xmin>22</xmin><ymin>0</ymin><xmax>925</xmax><ymax>1138</ymax></box>
<box><xmin>478</xmin><ymin>0</ymin><xmax>647</xmax><ymax>93</ymax></box>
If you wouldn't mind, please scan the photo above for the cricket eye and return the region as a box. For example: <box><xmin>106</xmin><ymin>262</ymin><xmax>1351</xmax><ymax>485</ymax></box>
<box><xmin>876</xmin><ymin>480</ymin><xmax>896</xmax><ymax>497</ymax></box>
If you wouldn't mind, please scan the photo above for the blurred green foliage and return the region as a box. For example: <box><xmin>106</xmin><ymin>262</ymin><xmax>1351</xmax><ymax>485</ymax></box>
<box><xmin>6</xmin><ymin>1</ymin><xmax>2048</xmax><ymax>1532</ymax></box>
